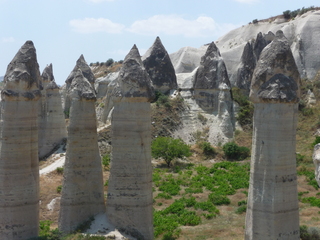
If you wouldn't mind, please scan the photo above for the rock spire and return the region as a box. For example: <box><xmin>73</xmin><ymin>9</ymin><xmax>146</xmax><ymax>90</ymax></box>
<box><xmin>63</xmin><ymin>55</ymin><xmax>95</xmax><ymax>117</ymax></box>
<box><xmin>38</xmin><ymin>64</ymin><xmax>67</xmax><ymax>159</ymax></box>
<box><xmin>142</xmin><ymin>36</ymin><xmax>177</xmax><ymax>94</ymax></box>
<box><xmin>0</xmin><ymin>41</ymin><xmax>41</xmax><ymax>240</ymax></box>
<box><xmin>245</xmin><ymin>30</ymin><xmax>300</xmax><ymax>240</ymax></box>
<box><xmin>106</xmin><ymin>44</ymin><xmax>154</xmax><ymax>240</ymax></box>
<box><xmin>59</xmin><ymin>69</ymin><xmax>105</xmax><ymax>233</ymax></box>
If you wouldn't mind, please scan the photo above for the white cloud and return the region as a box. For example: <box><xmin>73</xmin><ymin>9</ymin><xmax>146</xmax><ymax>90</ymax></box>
<box><xmin>234</xmin><ymin>0</ymin><xmax>259</xmax><ymax>3</ymax></box>
<box><xmin>69</xmin><ymin>18</ymin><xmax>125</xmax><ymax>34</ymax></box>
<box><xmin>2</xmin><ymin>37</ymin><xmax>15</xmax><ymax>43</ymax></box>
<box><xmin>127</xmin><ymin>15</ymin><xmax>236</xmax><ymax>38</ymax></box>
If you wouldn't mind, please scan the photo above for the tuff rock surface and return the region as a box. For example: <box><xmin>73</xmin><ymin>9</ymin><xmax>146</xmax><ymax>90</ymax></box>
<box><xmin>313</xmin><ymin>143</ymin><xmax>320</xmax><ymax>187</ymax></box>
<box><xmin>142</xmin><ymin>36</ymin><xmax>177</xmax><ymax>94</ymax></box>
<box><xmin>245</xmin><ymin>30</ymin><xmax>300</xmax><ymax>240</ymax></box>
<box><xmin>0</xmin><ymin>41</ymin><xmax>41</xmax><ymax>240</ymax></box>
<box><xmin>171</xmin><ymin>42</ymin><xmax>234</xmax><ymax>145</ymax></box>
<box><xmin>63</xmin><ymin>55</ymin><xmax>95</xmax><ymax>117</ymax></box>
<box><xmin>106</xmin><ymin>45</ymin><xmax>154</xmax><ymax>240</ymax></box>
<box><xmin>59</xmin><ymin>69</ymin><xmax>105</xmax><ymax>233</ymax></box>
<box><xmin>216</xmin><ymin>10</ymin><xmax>320</xmax><ymax>82</ymax></box>
<box><xmin>38</xmin><ymin>64</ymin><xmax>67</xmax><ymax>159</ymax></box>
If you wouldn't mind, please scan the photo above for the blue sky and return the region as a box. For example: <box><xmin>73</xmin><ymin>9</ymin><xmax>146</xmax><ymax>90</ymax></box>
<box><xmin>0</xmin><ymin>0</ymin><xmax>319</xmax><ymax>85</ymax></box>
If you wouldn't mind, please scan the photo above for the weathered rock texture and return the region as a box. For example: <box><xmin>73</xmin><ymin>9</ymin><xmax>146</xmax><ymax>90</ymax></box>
<box><xmin>95</xmin><ymin>72</ymin><xmax>119</xmax><ymax>99</ymax></box>
<box><xmin>245</xmin><ymin>31</ymin><xmax>300</xmax><ymax>240</ymax></box>
<box><xmin>231</xmin><ymin>31</ymin><xmax>275</xmax><ymax>93</ymax></box>
<box><xmin>216</xmin><ymin>10</ymin><xmax>320</xmax><ymax>82</ymax></box>
<box><xmin>106</xmin><ymin>45</ymin><xmax>154</xmax><ymax>240</ymax></box>
<box><xmin>313</xmin><ymin>143</ymin><xmax>320</xmax><ymax>187</ymax></box>
<box><xmin>59</xmin><ymin>69</ymin><xmax>105</xmax><ymax>233</ymax></box>
<box><xmin>38</xmin><ymin>64</ymin><xmax>67</xmax><ymax>159</ymax></box>
<box><xmin>63</xmin><ymin>55</ymin><xmax>95</xmax><ymax>117</ymax></box>
<box><xmin>142</xmin><ymin>36</ymin><xmax>177</xmax><ymax>94</ymax></box>
<box><xmin>0</xmin><ymin>41</ymin><xmax>41</xmax><ymax>240</ymax></box>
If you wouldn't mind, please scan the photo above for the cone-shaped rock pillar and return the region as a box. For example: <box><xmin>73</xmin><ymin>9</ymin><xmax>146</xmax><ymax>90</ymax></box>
<box><xmin>38</xmin><ymin>64</ymin><xmax>67</xmax><ymax>159</ymax></box>
<box><xmin>0</xmin><ymin>41</ymin><xmax>41</xmax><ymax>240</ymax></box>
<box><xmin>59</xmin><ymin>69</ymin><xmax>105</xmax><ymax>233</ymax></box>
<box><xmin>63</xmin><ymin>55</ymin><xmax>95</xmax><ymax>117</ymax></box>
<box><xmin>142</xmin><ymin>36</ymin><xmax>177</xmax><ymax>94</ymax></box>
<box><xmin>245</xmin><ymin>31</ymin><xmax>301</xmax><ymax>240</ymax></box>
<box><xmin>193</xmin><ymin>41</ymin><xmax>234</xmax><ymax>138</ymax></box>
<box><xmin>106</xmin><ymin>45</ymin><xmax>155</xmax><ymax>240</ymax></box>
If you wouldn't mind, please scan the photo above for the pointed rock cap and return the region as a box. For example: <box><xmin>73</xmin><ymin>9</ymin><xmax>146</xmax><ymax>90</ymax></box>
<box><xmin>65</xmin><ymin>54</ymin><xmax>95</xmax><ymax>87</ymax></box>
<box><xmin>68</xmin><ymin>68</ymin><xmax>96</xmax><ymax>101</ymax></box>
<box><xmin>253</xmin><ymin>32</ymin><xmax>267</xmax><ymax>61</ymax></box>
<box><xmin>42</xmin><ymin>64</ymin><xmax>54</xmax><ymax>82</ymax></box>
<box><xmin>2</xmin><ymin>40</ymin><xmax>41</xmax><ymax>100</ymax></box>
<box><xmin>142</xmin><ymin>36</ymin><xmax>177</xmax><ymax>93</ymax></box>
<box><xmin>117</xmin><ymin>44</ymin><xmax>155</xmax><ymax>102</ymax></box>
<box><xmin>250</xmin><ymin>30</ymin><xmax>301</xmax><ymax>103</ymax></box>
<box><xmin>194</xmin><ymin>41</ymin><xmax>231</xmax><ymax>90</ymax></box>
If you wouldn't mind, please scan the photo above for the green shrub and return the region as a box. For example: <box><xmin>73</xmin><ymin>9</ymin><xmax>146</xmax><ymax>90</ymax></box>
<box><xmin>312</xmin><ymin>136</ymin><xmax>320</xmax><ymax>148</ymax></box>
<box><xmin>199</xmin><ymin>142</ymin><xmax>216</xmax><ymax>158</ymax></box>
<box><xmin>56</xmin><ymin>185</ymin><xmax>62</xmax><ymax>194</ymax></box>
<box><xmin>300</xmin><ymin>225</ymin><xmax>320</xmax><ymax>240</ymax></box>
<box><xmin>156</xmin><ymin>192</ymin><xmax>173</xmax><ymax>199</ymax></box>
<box><xmin>101</xmin><ymin>154</ymin><xmax>110</xmax><ymax>168</ymax></box>
<box><xmin>238</xmin><ymin>200</ymin><xmax>247</xmax><ymax>206</ymax></box>
<box><xmin>236</xmin><ymin>205</ymin><xmax>247</xmax><ymax>214</ymax></box>
<box><xmin>152</xmin><ymin>137</ymin><xmax>191</xmax><ymax>167</ymax></box>
<box><xmin>222</xmin><ymin>142</ymin><xmax>250</xmax><ymax>160</ymax></box>
<box><xmin>232</xmin><ymin>87</ymin><xmax>254</xmax><ymax>129</ymax></box>
<box><xmin>56</xmin><ymin>167</ymin><xmax>64</xmax><ymax>174</ymax></box>
<box><xmin>105</xmin><ymin>58</ymin><xmax>114</xmax><ymax>66</ymax></box>
<box><xmin>208</xmin><ymin>193</ymin><xmax>231</xmax><ymax>205</ymax></box>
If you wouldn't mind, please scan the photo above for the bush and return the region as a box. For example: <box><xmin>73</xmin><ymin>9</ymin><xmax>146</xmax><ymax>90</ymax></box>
<box><xmin>300</xmin><ymin>225</ymin><xmax>320</xmax><ymax>240</ymax></box>
<box><xmin>199</xmin><ymin>142</ymin><xmax>216</xmax><ymax>158</ymax></box>
<box><xmin>56</xmin><ymin>185</ymin><xmax>62</xmax><ymax>194</ymax></box>
<box><xmin>56</xmin><ymin>167</ymin><xmax>63</xmax><ymax>174</ymax></box>
<box><xmin>105</xmin><ymin>58</ymin><xmax>114</xmax><ymax>67</ymax></box>
<box><xmin>101</xmin><ymin>154</ymin><xmax>110</xmax><ymax>169</ymax></box>
<box><xmin>222</xmin><ymin>142</ymin><xmax>250</xmax><ymax>160</ymax></box>
<box><xmin>232</xmin><ymin>87</ymin><xmax>254</xmax><ymax>129</ymax></box>
<box><xmin>152</xmin><ymin>137</ymin><xmax>191</xmax><ymax>167</ymax></box>
<box><xmin>312</xmin><ymin>136</ymin><xmax>320</xmax><ymax>148</ymax></box>
<box><xmin>236</xmin><ymin>205</ymin><xmax>247</xmax><ymax>214</ymax></box>
<box><xmin>208</xmin><ymin>193</ymin><xmax>230</xmax><ymax>205</ymax></box>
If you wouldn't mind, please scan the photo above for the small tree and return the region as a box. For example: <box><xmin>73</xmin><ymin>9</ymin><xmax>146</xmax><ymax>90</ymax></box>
<box><xmin>151</xmin><ymin>137</ymin><xmax>191</xmax><ymax>167</ymax></box>
<box><xmin>105</xmin><ymin>58</ymin><xmax>114</xmax><ymax>67</ymax></box>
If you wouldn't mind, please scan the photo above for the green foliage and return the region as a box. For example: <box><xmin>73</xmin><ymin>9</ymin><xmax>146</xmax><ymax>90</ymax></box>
<box><xmin>300</xmin><ymin>225</ymin><xmax>320</xmax><ymax>240</ymax></box>
<box><xmin>101</xmin><ymin>154</ymin><xmax>110</xmax><ymax>169</ymax></box>
<box><xmin>156</xmin><ymin>192</ymin><xmax>173</xmax><ymax>199</ymax></box>
<box><xmin>296</xmin><ymin>153</ymin><xmax>306</xmax><ymax>165</ymax></box>
<box><xmin>283</xmin><ymin>6</ymin><xmax>316</xmax><ymax>20</ymax></box>
<box><xmin>232</xmin><ymin>87</ymin><xmax>254</xmax><ymax>129</ymax></box>
<box><xmin>56</xmin><ymin>185</ymin><xmax>62</xmax><ymax>194</ymax></box>
<box><xmin>312</xmin><ymin>136</ymin><xmax>320</xmax><ymax>148</ymax></box>
<box><xmin>28</xmin><ymin>220</ymin><xmax>63</xmax><ymax>240</ymax></box>
<box><xmin>152</xmin><ymin>137</ymin><xmax>191</xmax><ymax>167</ymax></box>
<box><xmin>56</xmin><ymin>167</ymin><xmax>64</xmax><ymax>174</ymax></box>
<box><xmin>252</xmin><ymin>19</ymin><xmax>258</xmax><ymax>24</ymax></box>
<box><xmin>236</xmin><ymin>205</ymin><xmax>247</xmax><ymax>214</ymax></box>
<box><xmin>104</xmin><ymin>180</ymin><xmax>108</xmax><ymax>186</ymax></box>
<box><xmin>105</xmin><ymin>58</ymin><xmax>114</xmax><ymax>67</ymax></box>
<box><xmin>154</xmin><ymin>91</ymin><xmax>171</xmax><ymax>108</ymax></box>
<box><xmin>302</xmin><ymin>197</ymin><xmax>320</xmax><ymax>208</ymax></box>
<box><xmin>208</xmin><ymin>193</ymin><xmax>230</xmax><ymax>205</ymax></box>
<box><xmin>199</xmin><ymin>142</ymin><xmax>216</xmax><ymax>158</ymax></box>
<box><xmin>238</xmin><ymin>200</ymin><xmax>247</xmax><ymax>206</ymax></box>
<box><xmin>297</xmin><ymin>167</ymin><xmax>319</xmax><ymax>190</ymax></box>
<box><xmin>158</xmin><ymin>177</ymin><xmax>181</xmax><ymax>196</ymax></box>
<box><xmin>222</xmin><ymin>142</ymin><xmax>250</xmax><ymax>160</ymax></box>
<box><xmin>195</xmin><ymin>201</ymin><xmax>220</xmax><ymax>214</ymax></box>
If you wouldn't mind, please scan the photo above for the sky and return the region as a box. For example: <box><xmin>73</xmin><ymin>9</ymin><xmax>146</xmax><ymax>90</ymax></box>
<box><xmin>0</xmin><ymin>0</ymin><xmax>319</xmax><ymax>85</ymax></box>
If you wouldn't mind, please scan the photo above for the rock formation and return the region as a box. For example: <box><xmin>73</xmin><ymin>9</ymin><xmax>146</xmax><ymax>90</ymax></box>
<box><xmin>216</xmin><ymin>10</ymin><xmax>320</xmax><ymax>81</ymax></box>
<box><xmin>38</xmin><ymin>64</ymin><xmax>67</xmax><ymax>159</ymax></box>
<box><xmin>193</xmin><ymin>41</ymin><xmax>234</xmax><ymax>137</ymax></box>
<box><xmin>106</xmin><ymin>45</ymin><xmax>155</xmax><ymax>240</ymax></box>
<box><xmin>313</xmin><ymin>143</ymin><xmax>320</xmax><ymax>187</ymax></box>
<box><xmin>245</xmin><ymin>30</ymin><xmax>300</xmax><ymax>240</ymax></box>
<box><xmin>95</xmin><ymin>72</ymin><xmax>119</xmax><ymax>99</ymax></box>
<box><xmin>0</xmin><ymin>41</ymin><xmax>41</xmax><ymax>240</ymax></box>
<box><xmin>59</xmin><ymin>69</ymin><xmax>105</xmax><ymax>233</ymax></box>
<box><xmin>63</xmin><ymin>55</ymin><xmax>95</xmax><ymax>117</ymax></box>
<box><xmin>142</xmin><ymin>36</ymin><xmax>177</xmax><ymax>94</ymax></box>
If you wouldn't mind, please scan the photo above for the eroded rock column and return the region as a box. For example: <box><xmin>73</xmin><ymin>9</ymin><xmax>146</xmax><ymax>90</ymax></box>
<box><xmin>0</xmin><ymin>41</ymin><xmax>41</xmax><ymax>240</ymax></box>
<box><xmin>38</xmin><ymin>64</ymin><xmax>67</xmax><ymax>159</ymax></box>
<box><xmin>245</xmin><ymin>31</ymin><xmax>300</xmax><ymax>240</ymax></box>
<box><xmin>59</xmin><ymin>69</ymin><xmax>105</xmax><ymax>233</ymax></box>
<box><xmin>106</xmin><ymin>45</ymin><xmax>155</xmax><ymax>240</ymax></box>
